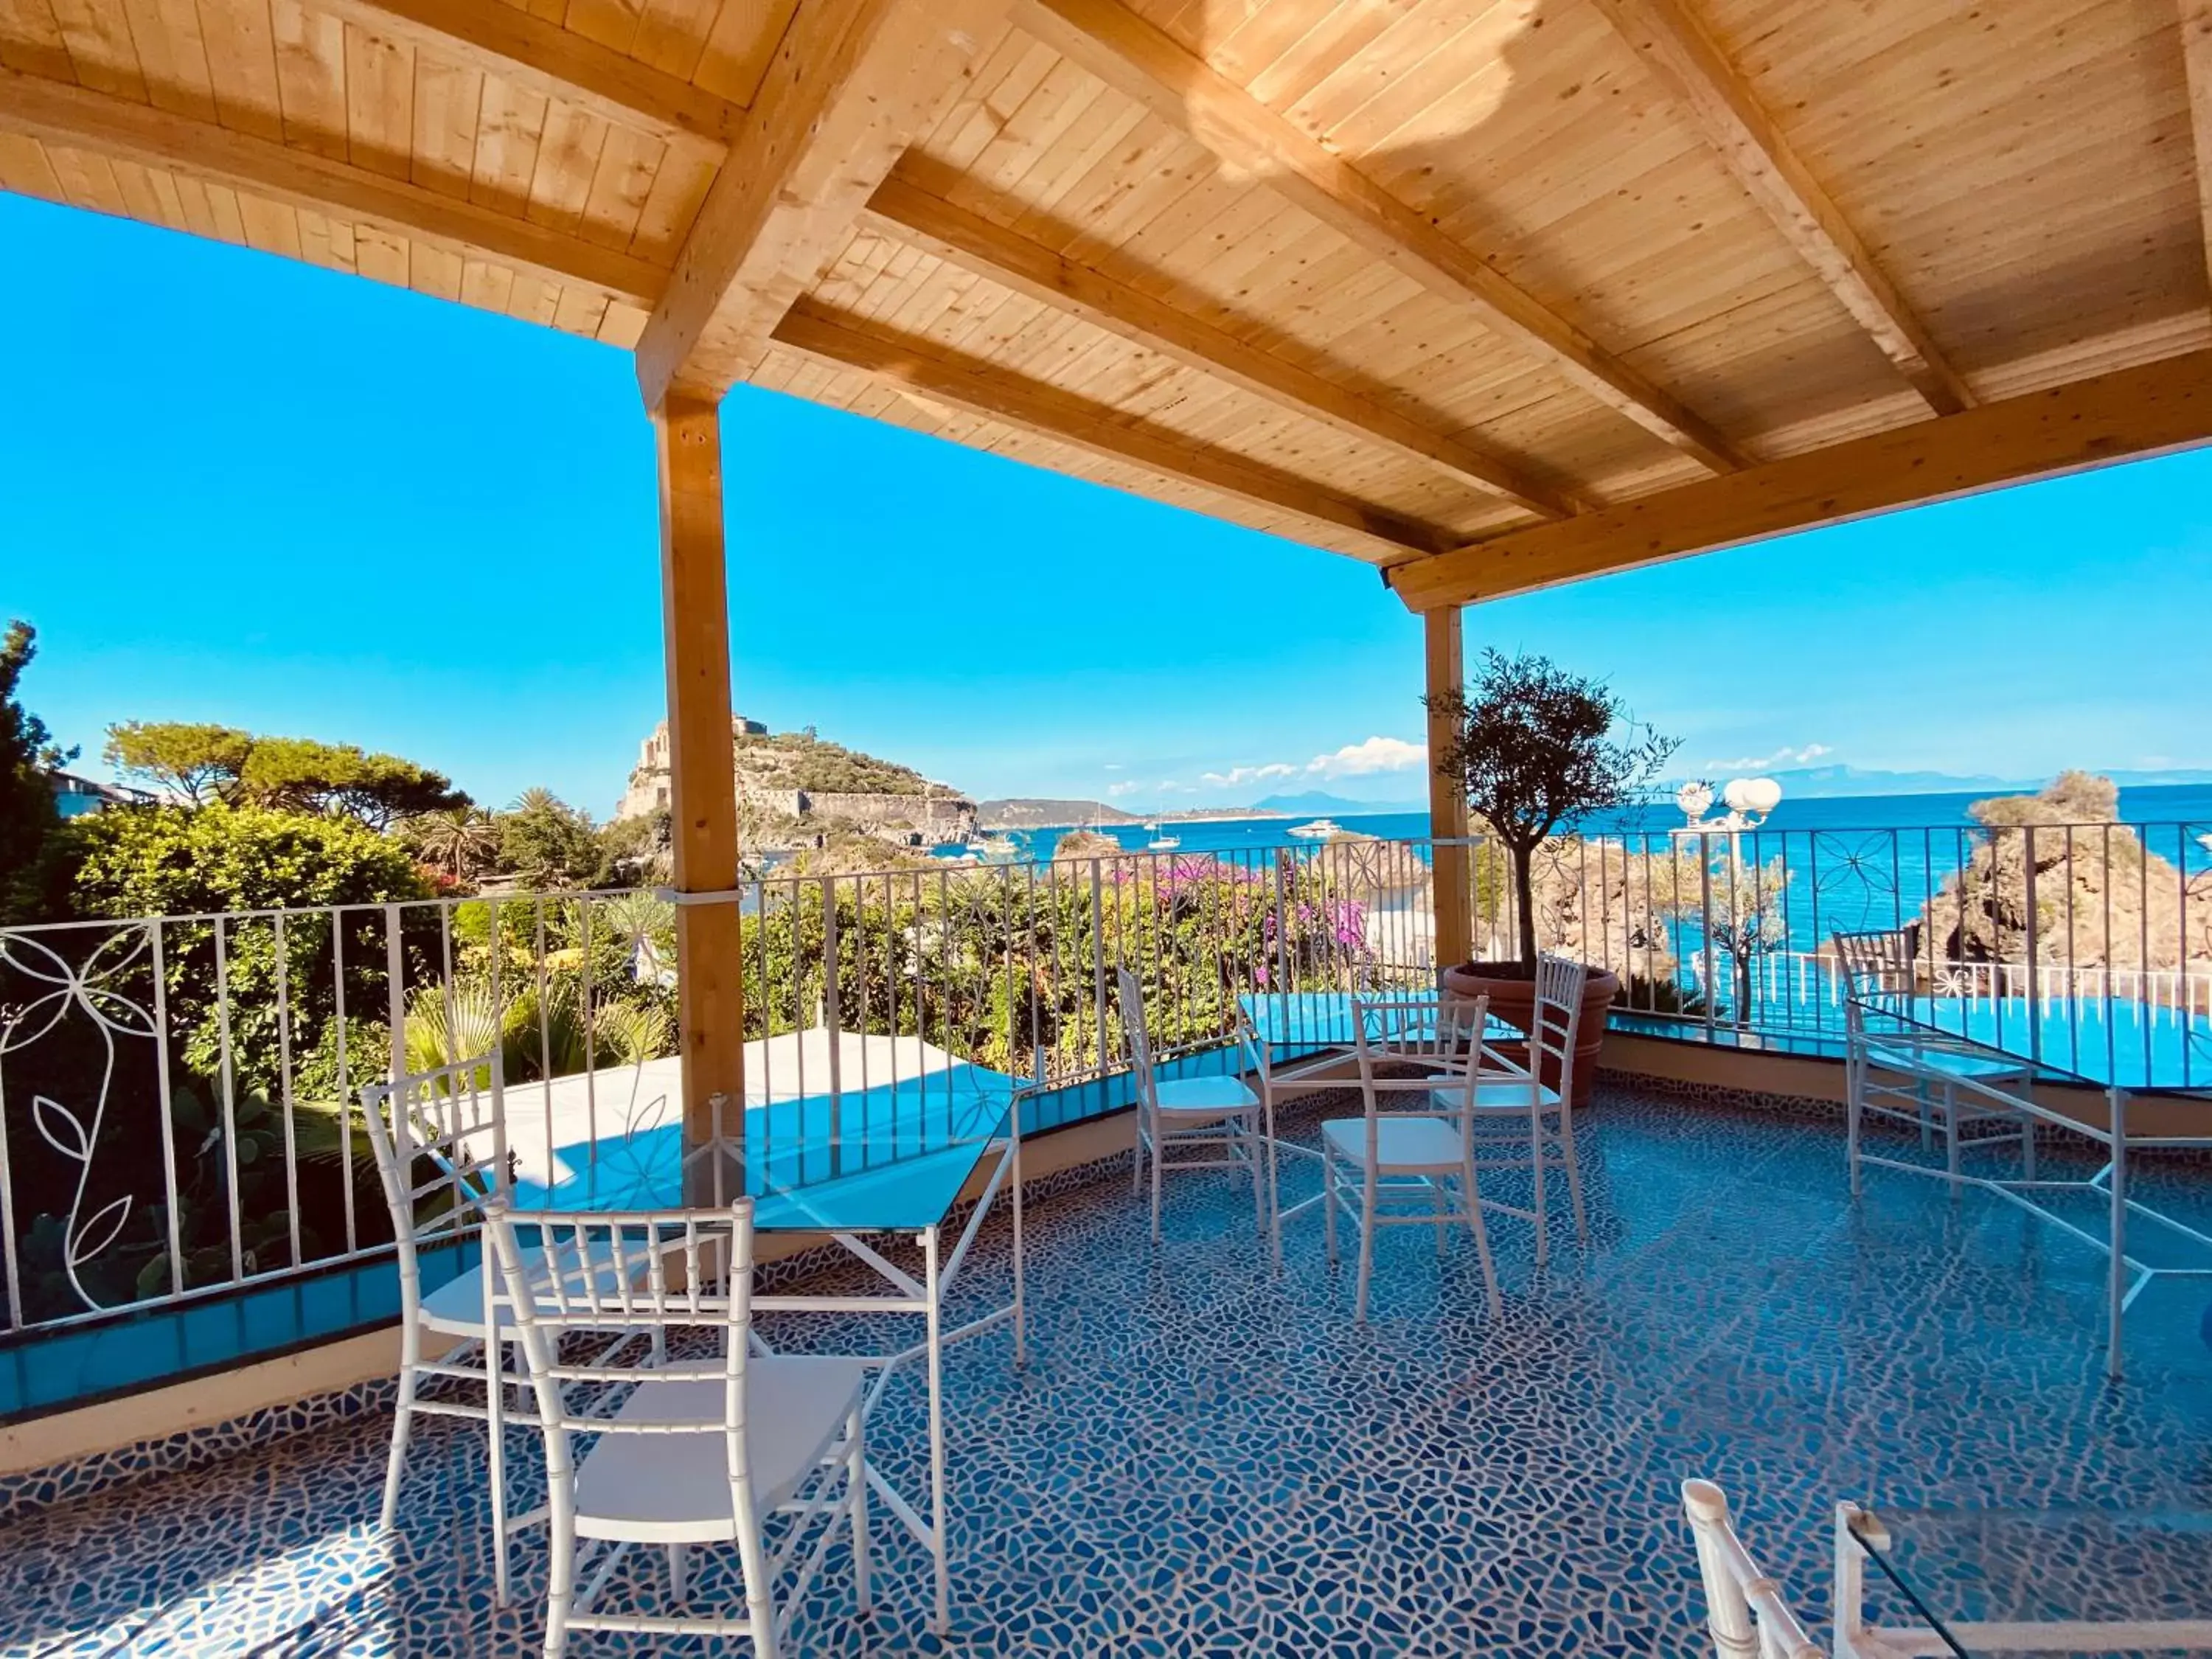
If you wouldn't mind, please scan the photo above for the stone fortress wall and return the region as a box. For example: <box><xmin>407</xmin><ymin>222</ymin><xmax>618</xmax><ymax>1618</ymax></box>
<box><xmin>615</xmin><ymin>719</ymin><xmax>978</xmax><ymax>844</ymax></box>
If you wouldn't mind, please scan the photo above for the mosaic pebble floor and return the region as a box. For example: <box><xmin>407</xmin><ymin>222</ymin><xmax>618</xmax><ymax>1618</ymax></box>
<box><xmin>4</xmin><ymin>1083</ymin><xmax>2211</xmax><ymax>1657</ymax></box>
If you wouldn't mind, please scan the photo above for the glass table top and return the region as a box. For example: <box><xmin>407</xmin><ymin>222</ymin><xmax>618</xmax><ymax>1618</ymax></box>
<box><xmin>1852</xmin><ymin>994</ymin><xmax>2212</xmax><ymax>1099</ymax></box>
<box><xmin>509</xmin><ymin>1067</ymin><xmax>1020</xmax><ymax>1234</ymax></box>
<box><xmin>1846</xmin><ymin>1504</ymin><xmax>2212</xmax><ymax>1655</ymax></box>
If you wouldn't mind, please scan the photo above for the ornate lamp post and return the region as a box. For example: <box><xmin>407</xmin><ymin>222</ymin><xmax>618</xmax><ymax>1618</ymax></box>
<box><xmin>1672</xmin><ymin>776</ymin><xmax>1786</xmax><ymax>1027</ymax></box>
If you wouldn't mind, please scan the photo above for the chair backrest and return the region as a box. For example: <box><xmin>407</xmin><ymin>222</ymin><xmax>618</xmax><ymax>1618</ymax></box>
<box><xmin>1115</xmin><ymin>965</ymin><xmax>1158</xmax><ymax>1109</ymax></box>
<box><xmin>485</xmin><ymin>1201</ymin><xmax>756</xmax><ymax>1531</ymax></box>
<box><xmin>360</xmin><ymin>1051</ymin><xmax>507</xmax><ymax>1293</ymax></box>
<box><xmin>1679</xmin><ymin>1479</ymin><xmax>1823</xmax><ymax>1659</ymax></box>
<box><xmin>1831</xmin><ymin>928</ymin><xmax>1916</xmax><ymax>1002</ymax></box>
<box><xmin>1355</xmin><ymin>995</ymin><xmax>1475</xmax><ymax>1066</ymax></box>
<box><xmin>1531</xmin><ymin>954</ymin><xmax>1590</xmax><ymax>1090</ymax></box>
<box><xmin>1352</xmin><ymin>995</ymin><xmax>1491</xmax><ymax>1147</ymax></box>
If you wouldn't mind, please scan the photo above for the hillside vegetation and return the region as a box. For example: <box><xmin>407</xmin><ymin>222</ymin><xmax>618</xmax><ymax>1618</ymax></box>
<box><xmin>734</xmin><ymin>728</ymin><xmax>935</xmax><ymax>796</ymax></box>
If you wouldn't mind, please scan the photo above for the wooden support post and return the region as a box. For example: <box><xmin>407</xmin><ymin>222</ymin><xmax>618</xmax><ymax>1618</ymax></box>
<box><xmin>655</xmin><ymin>394</ymin><xmax>745</xmax><ymax>1194</ymax></box>
<box><xmin>1425</xmin><ymin>606</ymin><xmax>1473</xmax><ymax>976</ymax></box>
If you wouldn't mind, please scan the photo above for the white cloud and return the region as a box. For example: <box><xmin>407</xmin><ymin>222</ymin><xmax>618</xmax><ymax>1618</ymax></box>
<box><xmin>1200</xmin><ymin>762</ymin><xmax>1298</xmax><ymax>788</ymax></box>
<box><xmin>1188</xmin><ymin>736</ymin><xmax>1428</xmax><ymax>794</ymax></box>
<box><xmin>1307</xmin><ymin>737</ymin><xmax>1425</xmax><ymax>779</ymax></box>
<box><xmin>1105</xmin><ymin>780</ymin><xmax>1142</xmax><ymax>798</ymax></box>
<box><xmin>1102</xmin><ymin>762</ymin><xmax>1124</xmax><ymax>772</ymax></box>
<box><xmin>1700</xmin><ymin>742</ymin><xmax>1832</xmax><ymax>773</ymax></box>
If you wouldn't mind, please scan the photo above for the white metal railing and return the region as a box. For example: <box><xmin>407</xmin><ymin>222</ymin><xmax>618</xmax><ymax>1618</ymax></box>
<box><xmin>4</xmin><ymin>816</ymin><xmax>2208</xmax><ymax>1342</ymax></box>
<box><xmin>0</xmin><ymin>839</ymin><xmax>1436</xmax><ymax>1339</ymax></box>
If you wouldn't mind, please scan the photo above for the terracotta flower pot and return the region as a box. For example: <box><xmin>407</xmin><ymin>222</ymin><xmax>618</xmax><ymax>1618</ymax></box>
<box><xmin>1437</xmin><ymin>960</ymin><xmax>1618</xmax><ymax>1107</ymax></box>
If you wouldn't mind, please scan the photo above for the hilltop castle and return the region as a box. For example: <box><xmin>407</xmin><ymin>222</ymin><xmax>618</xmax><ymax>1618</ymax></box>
<box><xmin>616</xmin><ymin>718</ymin><xmax>978</xmax><ymax>847</ymax></box>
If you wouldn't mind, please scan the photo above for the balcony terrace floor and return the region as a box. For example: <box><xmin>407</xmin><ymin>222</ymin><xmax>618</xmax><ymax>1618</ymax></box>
<box><xmin>3</xmin><ymin>1082</ymin><xmax>2211</xmax><ymax>1656</ymax></box>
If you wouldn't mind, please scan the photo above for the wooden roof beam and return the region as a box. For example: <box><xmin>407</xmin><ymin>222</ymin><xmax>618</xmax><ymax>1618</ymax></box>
<box><xmin>859</xmin><ymin>174</ymin><xmax>1582</xmax><ymax>521</ymax></box>
<box><xmin>312</xmin><ymin>0</ymin><xmax>746</xmax><ymax>147</ymax></box>
<box><xmin>1589</xmin><ymin>0</ymin><xmax>1973</xmax><ymax>416</ymax></box>
<box><xmin>1385</xmin><ymin>348</ymin><xmax>2212</xmax><ymax>610</ymax></box>
<box><xmin>1007</xmin><ymin>0</ymin><xmax>1750</xmax><ymax>473</ymax></box>
<box><xmin>772</xmin><ymin>298</ymin><xmax>1449</xmax><ymax>558</ymax></box>
<box><xmin>634</xmin><ymin>0</ymin><xmax>1008</xmax><ymax>410</ymax></box>
<box><xmin>0</xmin><ymin>66</ymin><xmax>665</xmax><ymax>302</ymax></box>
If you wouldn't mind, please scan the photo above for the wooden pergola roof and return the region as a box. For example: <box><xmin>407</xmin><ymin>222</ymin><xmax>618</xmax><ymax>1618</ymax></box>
<box><xmin>7</xmin><ymin>0</ymin><xmax>2212</xmax><ymax>607</ymax></box>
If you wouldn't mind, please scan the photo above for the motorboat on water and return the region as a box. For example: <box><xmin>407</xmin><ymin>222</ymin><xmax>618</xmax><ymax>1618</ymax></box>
<box><xmin>1287</xmin><ymin>818</ymin><xmax>1343</xmax><ymax>840</ymax></box>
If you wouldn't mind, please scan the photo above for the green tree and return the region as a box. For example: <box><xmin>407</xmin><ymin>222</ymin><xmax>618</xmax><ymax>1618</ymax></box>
<box><xmin>1</xmin><ymin>619</ymin><xmax>76</xmax><ymax>919</ymax></box>
<box><xmin>1427</xmin><ymin>650</ymin><xmax>1677</xmax><ymax>969</ymax></box>
<box><xmin>61</xmin><ymin>801</ymin><xmax>434</xmax><ymax>1089</ymax></box>
<box><xmin>496</xmin><ymin>788</ymin><xmax>609</xmax><ymax>889</ymax></box>
<box><xmin>237</xmin><ymin>736</ymin><xmax>466</xmax><ymax>827</ymax></box>
<box><xmin>103</xmin><ymin>723</ymin><xmax>466</xmax><ymax>827</ymax></box>
<box><xmin>102</xmin><ymin>721</ymin><xmax>255</xmax><ymax>805</ymax></box>
<box><xmin>403</xmin><ymin>804</ymin><xmax>501</xmax><ymax>885</ymax></box>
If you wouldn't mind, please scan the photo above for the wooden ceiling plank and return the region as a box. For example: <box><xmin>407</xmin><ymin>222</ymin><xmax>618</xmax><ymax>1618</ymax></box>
<box><xmin>305</xmin><ymin>0</ymin><xmax>745</xmax><ymax>146</ymax></box>
<box><xmin>1386</xmin><ymin>347</ymin><xmax>2212</xmax><ymax>610</ymax></box>
<box><xmin>0</xmin><ymin>63</ymin><xmax>667</xmax><ymax>298</ymax></box>
<box><xmin>1588</xmin><ymin>0</ymin><xmax>1973</xmax><ymax>417</ymax></box>
<box><xmin>771</xmin><ymin>294</ymin><xmax>1446</xmax><ymax>557</ymax></box>
<box><xmin>861</xmin><ymin>172</ymin><xmax>1575</xmax><ymax>518</ymax></box>
<box><xmin>2182</xmin><ymin>0</ymin><xmax>2212</xmax><ymax>291</ymax></box>
<box><xmin>633</xmin><ymin>0</ymin><xmax>1009</xmax><ymax>408</ymax></box>
<box><xmin>1006</xmin><ymin>0</ymin><xmax>1750</xmax><ymax>473</ymax></box>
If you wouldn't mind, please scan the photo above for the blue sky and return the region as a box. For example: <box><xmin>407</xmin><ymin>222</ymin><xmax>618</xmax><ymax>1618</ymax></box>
<box><xmin>6</xmin><ymin>188</ymin><xmax>2212</xmax><ymax>818</ymax></box>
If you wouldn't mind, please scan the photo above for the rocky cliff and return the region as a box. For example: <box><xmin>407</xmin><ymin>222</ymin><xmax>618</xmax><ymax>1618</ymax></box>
<box><xmin>1916</xmin><ymin>771</ymin><xmax>2212</xmax><ymax>974</ymax></box>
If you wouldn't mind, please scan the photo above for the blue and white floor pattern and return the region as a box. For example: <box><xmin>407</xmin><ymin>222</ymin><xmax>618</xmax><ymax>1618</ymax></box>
<box><xmin>3</xmin><ymin>1083</ymin><xmax>2211</xmax><ymax>1656</ymax></box>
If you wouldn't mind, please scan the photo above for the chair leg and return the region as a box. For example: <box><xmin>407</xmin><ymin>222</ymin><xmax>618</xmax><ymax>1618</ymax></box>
<box><xmin>543</xmin><ymin>1495</ymin><xmax>575</xmax><ymax>1659</ymax></box>
<box><xmin>1429</xmin><ymin>1176</ymin><xmax>1447</xmax><ymax>1258</ymax></box>
<box><xmin>667</xmin><ymin>1543</ymin><xmax>689</xmax><ymax>1607</ymax></box>
<box><xmin>1944</xmin><ymin>1085</ymin><xmax>1961</xmax><ymax>1185</ymax></box>
<box><xmin>1462</xmin><ymin>1154</ymin><xmax>1503</xmax><ymax>1321</ymax></box>
<box><xmin>380</xmin><ymin>1333</ymin><xmax>420</xmax><ymax>1530</ymax></box>
<box><xmin>736</xmin><ymin>1496</ymin><xmax>781</xmax><ymax>1659</ymax></box>
<box><xmin>1322</xmin><ymin>1148</ymin><xmax>1339</xmax><ymax>1266</ymax></box>
<box><xmin>1529</xmin><ymin>1104</ymin><xmax>1549</xmax><ymax>1267</ymax></box>
<box><xmin>1131</xmin><ymin>1118</ymin><xmax>1144</xmax><ymax>1197</ymax></box>
<box><xmin>487</xmin><ymin>1336</ymin><xmax>511</xmax><ymax>1608</ymax></box>
<box><xmin>1558</xmin><ymin>1104</ymin><xmax>1588</xmax><ymax>1244</ymax></box>
<box><xmin>1150</xmin><ymin>1115</ymin><xmax>1164</xmax><ymax>1246</ymax></box>
<box><xmin>2021</xmin><ymin>1108</ymin><xmax>2037</xmax><ymax>1180</ymax></box>
<box><xmin>1264</xmin><ymin>1099</ymin><xmax>1284</xmax><ymax>1272</ymax></box>
<box><xmin>1354</xmin><ymin>1171</ymin><xmax>1377</xmax><ymax>1324</ymax></box>
<box><xmin>848</xmin><ymin>1406</ymin><xmax>872</xmax><ymax>1616</ymax></box>
<box><xmin>1846</xmin><ymin>1054</ymin><xmax>1864</xmax><ymax>1197</ymax></box>
<box><xmin>1248</xmin><ymin>1113</ymin><xmax>1268</xmax><ymax>1239</ymax></box>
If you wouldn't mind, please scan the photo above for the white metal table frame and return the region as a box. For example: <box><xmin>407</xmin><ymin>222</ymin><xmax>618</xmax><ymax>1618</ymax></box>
<box><xmin>1832</xmin><ymin>1501</ymin><xmax>2212</xmax><ymax>1656</ymax></box>
<box><xmin>1843</xmin><ymin>1001</ymin><xmax>2212</xmax><ymax>1380</ymax></box>
<box><xmin>683</xmin><ymin>1086</ymin><xmax>1029</xmax><ymax>1635</ymax></box>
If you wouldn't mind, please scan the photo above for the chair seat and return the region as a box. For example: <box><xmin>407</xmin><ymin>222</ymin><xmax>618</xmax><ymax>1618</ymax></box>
<box><xmin>1322</xmin><ymin>1115</ymin><xmax>1466</xmax><ymax>1172</ymax></box>
<box><xmin>420</xmin><ymin>1241</ymin><xmax>673</xmax><ymax>1338</ymax></box>
<box><xmin>1863</xmin><ymin>1043</ymin><xmax>2032</xmax><ymax>1082</ymax></box>
<box><xmin>1468</xmin><ymin>1077</ymin><xmax>1562</xmax><ymax>1112</ymax></box>
<box><xmin>1152</xmin><ymin>1076</ymin><xmax>1260</xmax><ymax>1118</ymax></box>
<box><xmin>573</xmin><ymin>1355</ymin><xmax>869</xmax><ymax>1544</ymax></box>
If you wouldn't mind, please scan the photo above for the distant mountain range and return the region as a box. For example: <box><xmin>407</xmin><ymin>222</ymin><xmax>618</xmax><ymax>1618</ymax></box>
<box><xmin>1250</xmin><ymin>790</ymin><xmax>1427</xmax><ymax>815</ymax></box>
<box><xmin>978</xmin><ymin>798</ymin><xmax>1144</xmax><ymax>828</ymax></box>
<box><xmin>1679</xmin><ymin>765</ymin><xmax>2212</xmax><ymax>799</ymax></box>
<box><xmin>979</xmin><ymin>769</ymin><xmax>2212</xmax><ymax>829</ymax></box>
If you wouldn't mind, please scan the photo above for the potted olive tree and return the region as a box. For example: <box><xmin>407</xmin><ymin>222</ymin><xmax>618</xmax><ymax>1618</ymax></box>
<box><xmin>1426</xmin><ymin>650</ymin><xmax>1677</xmax><ymax>1105</ymax></box>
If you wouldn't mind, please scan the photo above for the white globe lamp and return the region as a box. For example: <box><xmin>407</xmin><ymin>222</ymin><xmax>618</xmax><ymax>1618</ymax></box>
<box><xmin>1724</xmin><ymin>776</ymin><xmax>1782</xmax><ymax>821</ymax></box>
